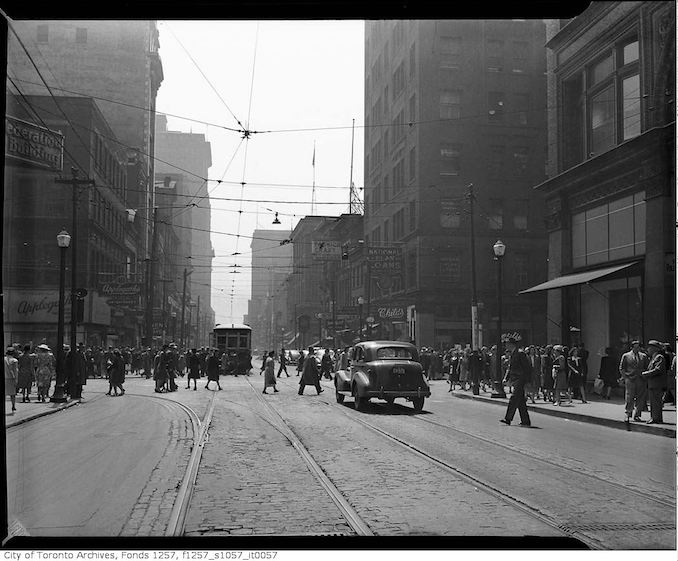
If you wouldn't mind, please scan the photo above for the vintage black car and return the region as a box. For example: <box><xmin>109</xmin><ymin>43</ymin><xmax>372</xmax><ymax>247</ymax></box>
<box><xmin>334</xmin><ymin>340</ymin><xmax>430</xmax><ymax>411</ymax></box>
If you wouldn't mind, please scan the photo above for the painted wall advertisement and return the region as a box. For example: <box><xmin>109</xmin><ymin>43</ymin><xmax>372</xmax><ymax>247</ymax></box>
<box><xmin>5</xmin><ymin>288</ymin><xmax>110</xmax><ymax>325</ymax></box>
<box><xmin>5</xmin><ymin>115</ymin><xmax>64</xmax><ymax>170</ymax></box>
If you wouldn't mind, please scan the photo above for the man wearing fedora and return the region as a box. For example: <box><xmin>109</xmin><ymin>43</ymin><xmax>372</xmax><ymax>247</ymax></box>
<box><xmin>642</xmin><ymin>340</ymin><xmax>667</xmax><ymax>424</ymax></box>
<box><xmin>500</xmin><ymin>337</ymin><xmax>532</xmax><ymax>426</ymax></box>
<box><xmin>619</xmin><ymin>340</ymin><xmax>649</xmax><ymax>422</ymax></box>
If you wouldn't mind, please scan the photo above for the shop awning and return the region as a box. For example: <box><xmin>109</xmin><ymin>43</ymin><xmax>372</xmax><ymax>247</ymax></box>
<box><xmin>519</xmin><ymin>261</ymin><xmax>639</xmax><ymax>294</ymax></box>
<box><xmin>285</xmin><ymin>332</ymin><xmax>300</xmax><ymax>347</ymax></box>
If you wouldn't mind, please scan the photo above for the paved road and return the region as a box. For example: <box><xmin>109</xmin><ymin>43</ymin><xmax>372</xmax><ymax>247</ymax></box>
<box><xmin>5</xmin><ymin>381</ymin><xmax>194</xmax><ymax>536</ymax></box>
<box><xmin>5</xmin><ymin>374</ymin><xmax>675</xmax><ymax>547</ymax></box>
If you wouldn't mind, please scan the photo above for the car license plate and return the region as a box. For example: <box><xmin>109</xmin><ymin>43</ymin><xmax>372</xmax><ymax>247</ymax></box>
<box><xmin>392</xmin><ymin>366</ymin><xmax>406</xmax><ymax>375</ymax></box>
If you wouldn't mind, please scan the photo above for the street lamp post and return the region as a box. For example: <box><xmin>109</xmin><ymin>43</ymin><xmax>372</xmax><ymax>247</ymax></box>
<box><xmin>491</xmin><ymin>239</ymin><xmax>507</xmax><ymax>398</ymax></box>
<box><xmin>357</xmin><ymin>296</ymin><xmax>364</xmax><ymax>341</ymax></box>
<box><xmin>51</xmin><ymin>230</ymin><xmax>71</xmax><ymax>403</ymax></box>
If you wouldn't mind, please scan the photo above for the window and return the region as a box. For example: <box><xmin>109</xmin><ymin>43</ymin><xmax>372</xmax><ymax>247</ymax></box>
<box><xmin>439</xmin><ymin>36</ymin><xmax>461</xmax><ymax>58</ymax></box>
<box><xmin>393</xmin><ymin>110</ymin><xmax>405</xmax><ymax>145</ymax></box>
<box><xmin>440</xmin><ymin>90</ymin><xmax>461</xmax><ymax>119</ymax></box>
<box><xmin>440</xmin><ymin>200</ymin><xmax>461</xmax><ymax>228</ymax></box>
<box><xmin>512</xmin><ymin>41</ymin><xmax>529</xmax><ymax>73</ymax></box>
<box><xmin>76</xmin><ymin>27</ymin><xmax>88</xmax><ymax>44</ymax></box>
<box><xmin>560</xmin><ymin>34</ymin><xmax>641</xmax><ymax>167</ymax></box>
<box><xmin>513</xmin><ymin>254</ymin><xmax>529</xmax><ymax>287</ymax></box>
<box><xmin>384</xmin><ymin>219</ymin><xmax>390</xmax><ymax>242</ymax></box>
<box><xmin>440</xmin><ymin>143</ymin><xmax>461</xmax><ymax>176</ymax></box>
<box><xmin>487</xmin><ymin>39</ymin><xmax>504</xmax><ymax>72</ymax></box>
<box><xmin>488</xmin><ymin>199</ymin><xmax>504</xmax><ymax>230</ymax></box>
<box><xmin>512</xmin><ymin>146</ymin><xmax>529</xmax><ymax>175</ymax></box>
<box><xmin>489</xmin><ymin>145</ymin><xmax>505</xmax><ymax>177</ymax></box>
<box><xmin>409</xmin><ymin>94</ymin><xmax>416</xmax><ymax>123</ymax></box>
<box><xmin>409</xmin><ymin>200</ymin><xmax>416</xmax><ymax>231</ymax></box>
<box><xmin>513</xmin><ymin>200</ymin><xmax>529</xmax><ymax>230</ymax></box>
<box><xmin>571</xmin><ymin>191</ymin><xmax>646</xmax><ymax>267</ymax></box>
<box><xmin>409</xmin><ymin>147</ymin><xmax>416</xmax><ymax>181</ymax></box>
<box><xmin>383</xmin><ymin>130</ymin><xmax>389</xmax><ymax>160</ymax></box>
<box><xmin>406</xmin><ymin>248</ymin><xmax>418</xmax><ymax>289</ymax></box>
<box><xmin>394</xmin><ymin>159</ymin><xmax>405</xmax><ymax>192</ymax></box>
<box><xmin>36</xmin><ymin>25</ymin><xmax>48</xmax><ymax>43</ymax></box>
<box><xmin>513</xmin><ymin>93</ymin><xmax>529</xmax><ymax>125</ymax></box>
<box><xmin>393</xmin><ymin>62</ymin><xmax>405</xmax><ymax>100</ymax></box>
<box><xmin>409</xmin><ymin>42</ymin><xmax>416</xmax><ymax>77</ymax></box>
<box><xmin>439</xmin><ymin>255</ymin><xmax>462</xmax><ymax>283</ymax></box>
<box><xmin>488</xmin><ymin>92</ymin><xmax>505</xmax><ymax>123</ymax></box>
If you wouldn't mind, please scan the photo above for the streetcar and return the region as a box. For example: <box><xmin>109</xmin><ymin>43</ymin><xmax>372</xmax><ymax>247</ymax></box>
<box><xmin>211</xmin><ymin>323</ymin><xmax>253</xmax><ymax>375</ymax></box>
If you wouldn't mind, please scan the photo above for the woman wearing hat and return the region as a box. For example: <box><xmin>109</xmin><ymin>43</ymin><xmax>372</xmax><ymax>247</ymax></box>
<box><xmin>35</xmin><ymin>344</ymin><xmax>56</xmax><ymax>402</ymax></box>
<box><xmin>552</xmin><ymin>345</ymin><xmax>571</xmax><ymax>406</ymax></box>
<box><xmin>17</xmin><ymin>344</ymin><xmax>36</xmax><ymax>402</ymax></box>
<box><xmin>5</xmin><ymin>347</ymin><xmax>19</xmax><ymax>412</ymax></box>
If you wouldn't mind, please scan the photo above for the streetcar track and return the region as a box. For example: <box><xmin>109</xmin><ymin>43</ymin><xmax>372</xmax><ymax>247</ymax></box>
<box><xmin>278</xmin><ymin>376</ymin><xmax>676</xmax><ymax>510</ymax></box>
<box><xmin>271</xmin><ymin>376</ymin><xmax>675</xmax><ymax>547</ymax></box>
<box><xmin>243</xmin><ymin>377</ymin><xmax>373</xmax><ymax>536</ymax></box>
<box><xmin>253</xmin><ymin>376</ymin><xmax>592</xmax><ymax>544</ymax></box>
<box><xmin>408</xmin><ymin>408</ymin><xmax>677</xmax><ymax>509</ymax></box>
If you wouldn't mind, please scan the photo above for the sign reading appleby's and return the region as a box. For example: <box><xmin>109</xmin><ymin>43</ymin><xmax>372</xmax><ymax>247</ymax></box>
<box><xmin>98</xmin><ymin>274</ymin><xmax>141</xmax><ymax>306</ymax></box>
<box><xmin>5</xmin><ymin>116</ymin><xmax>64</xmax><ymax>171</ymax></box>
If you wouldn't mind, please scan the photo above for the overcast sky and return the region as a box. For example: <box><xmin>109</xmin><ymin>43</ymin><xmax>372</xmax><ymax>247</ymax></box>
<box><xmin>155</xmin><ymin>20</ymin><xmax>365</xmax><ymax>325</ymax></box>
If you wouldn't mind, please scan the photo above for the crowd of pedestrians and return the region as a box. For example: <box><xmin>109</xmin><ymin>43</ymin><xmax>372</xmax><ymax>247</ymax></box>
<box><xmin>6</xmin><ymin>337</ymin><xmax>675</xmax><ymax>427</ymax></box>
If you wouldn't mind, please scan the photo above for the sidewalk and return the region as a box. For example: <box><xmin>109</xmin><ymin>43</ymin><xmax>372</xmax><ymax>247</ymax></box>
<box><xmin>4</xmin><ymin>378</ymin><xmax>111</xmax><ymax>428</ymax></box>
<box><xmin>442</xmin><ymin>382</ymin><xmax>676</xmax><ymax>437</ymax></box>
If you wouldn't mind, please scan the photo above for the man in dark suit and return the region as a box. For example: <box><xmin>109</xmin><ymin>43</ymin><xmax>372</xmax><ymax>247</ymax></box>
<box><xmin>500</xmin><ymin>338</ymin><xmax>532</xmax><ymax>426</ymax></box>
<box><xmin>619</xmin><ymin>340</ymin><xmax>649</xmax><ymax>422</ymax></box>
<box><xmin>642</xmin><ymin>340</ymin><xmax>667</xmax><ymax>424</ymax></box>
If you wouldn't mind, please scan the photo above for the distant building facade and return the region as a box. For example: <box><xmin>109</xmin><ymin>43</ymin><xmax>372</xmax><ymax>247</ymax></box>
<box><xmin>248</xmin><ymin>230</ymin><xmax>293</xmax><ymax>352</ymax></box>
<box><xmin>154</xmin><ymin>114</ymin><xmax>214</xmax><ymax>347</ymax></box>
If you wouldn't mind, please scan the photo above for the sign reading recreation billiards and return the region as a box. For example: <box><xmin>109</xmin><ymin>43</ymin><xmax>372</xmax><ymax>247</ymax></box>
<box><xmin>5</xmin><ymin>115</ymin><xmax>64</xmax><ymax>171</ymax></box>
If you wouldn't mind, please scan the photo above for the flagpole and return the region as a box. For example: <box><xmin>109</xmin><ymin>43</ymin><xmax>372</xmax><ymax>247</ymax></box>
<box><xmin>311</xmin><ymin>141</ymin><xmax>316</xmax><ymax>215</ymax></box>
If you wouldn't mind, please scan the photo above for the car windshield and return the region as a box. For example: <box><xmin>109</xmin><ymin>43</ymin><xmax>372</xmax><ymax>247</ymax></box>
<box><xmin>376</xmin><ymin>347</ymin><xmax>415</xmax><ymax>360</ymax></box>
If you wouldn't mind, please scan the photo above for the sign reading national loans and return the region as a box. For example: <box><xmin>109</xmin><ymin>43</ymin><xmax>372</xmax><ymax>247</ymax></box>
<box><xmin>312</xmin><ymin>240</ymin><xmax>341</xmax><ymax>260</ymax></box>
<box><xmin>5</xmin><ymin>116</ymin><xmax>64</xmax><ymax>171</ymax></box>
<box><xmin>368</xmin><ymin>247</ymin><xmax>402</xmax><ymax>272</ymax></box>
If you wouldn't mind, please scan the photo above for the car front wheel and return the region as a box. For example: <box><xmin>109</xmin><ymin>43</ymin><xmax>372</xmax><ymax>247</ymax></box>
<box><xmin>336</xmin><ymin>390</ymin><xmax>345</xmax><ymax>403</ymax></box>
<box><xmin>412</xmin><ymin>397</ymin><xmax>425</xmax><ymax>412</ymax></box>
<box><xmin>354</xmin><ymin>393</ymin><xmax>367</xmax><ymax>411</ymax></box>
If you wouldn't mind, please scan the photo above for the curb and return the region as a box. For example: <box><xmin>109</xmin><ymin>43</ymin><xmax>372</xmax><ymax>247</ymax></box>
<box><xmin>6</xmin><ymin>399</ymin><xmax>81</xmax><ymax>428</ymax></box>
<box><xmin>450</xmin><ymin>391</ymin><xmax>676</xmax><ymax>438</ymax></box>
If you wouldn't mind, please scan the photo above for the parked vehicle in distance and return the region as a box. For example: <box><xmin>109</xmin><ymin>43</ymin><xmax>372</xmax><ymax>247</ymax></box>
<box><xmin>287</xmin><ymin>349</ymin><xmax>301</xmax><ymax>366</ymax></box>
<box><xmin>334</xmin><ymin>340</ymin><xmax>430</xmax><ymax>412</ymax></box>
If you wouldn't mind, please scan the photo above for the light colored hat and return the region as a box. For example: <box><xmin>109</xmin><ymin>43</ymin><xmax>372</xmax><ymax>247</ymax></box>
<box><xmin>647</xmin><ymin>340</ymin><xmax>662</xmax><ymax>349</ymax></box>
<box><xmin>37</xmin><ymin>344</ymin><xmax>50</xmax><ymax>350</ymax></box>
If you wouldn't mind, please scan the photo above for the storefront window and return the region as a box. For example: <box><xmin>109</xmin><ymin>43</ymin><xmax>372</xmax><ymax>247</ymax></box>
<box><xmin>571</xmin><ymin>191</ymin><xmax>646</xmax><ymax>267</ymax></box>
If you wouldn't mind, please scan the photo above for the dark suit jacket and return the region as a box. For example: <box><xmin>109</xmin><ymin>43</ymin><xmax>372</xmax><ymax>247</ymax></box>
<box><xmin>507</xmin><ymin>349</ymin><xmax>531</xmax><ymax>384</ymax></box>
<box><xmin>643</xmin><ymin>353</ymin><xmax>667</xmax><ymax>389</ymax></box>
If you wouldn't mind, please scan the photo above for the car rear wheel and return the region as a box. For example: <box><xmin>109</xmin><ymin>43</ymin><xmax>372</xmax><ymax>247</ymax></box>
<box><xmin>336</xmin><ymin>390</ymin><xmax>345</xmax><ymax>403</ymax></box>
<box><xmin>412</xmin><ymin>397</ymin><xmax>425</xmax><ymax>412</ymax></box>
<box><xmin>354</xmin><ymin>394</ymin><xmax>367</xmax><ymax>411</ymax></box>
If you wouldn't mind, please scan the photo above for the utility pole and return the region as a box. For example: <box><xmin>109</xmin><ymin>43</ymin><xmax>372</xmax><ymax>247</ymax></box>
<box><xmin>180</xmin><ymin>267</ymin><xmax>192</xmax><ymax>348</ymax></box>
<box><xmin>55</xmin><ymin>168</ymin><xmax>94</xmax><ymax>387</ymax></box>
<box><xmin>145</xmin><ymin>207</ymin><xmax>158</xmax><ymax>348</ymax></box>
<box><xmin>196</xmin><ymin>294</ymin><xmax>201</xmax><ymax>348</ymax></box>
<box><xmin>468</xmin><ymin>184</ymin><xmax>479</xmax><ymax>350</ymax></box>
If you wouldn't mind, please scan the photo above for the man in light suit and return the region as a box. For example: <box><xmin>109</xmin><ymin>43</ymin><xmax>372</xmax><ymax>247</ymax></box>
<box><xmin>642</xmin><ymin>340</ymin><xmax>667</xmax><ymax>424</ymax></box>
<box><xmin>618</xmin><ymin>340</ymin><xmax>649</xmax><ymax>422</ymax></box>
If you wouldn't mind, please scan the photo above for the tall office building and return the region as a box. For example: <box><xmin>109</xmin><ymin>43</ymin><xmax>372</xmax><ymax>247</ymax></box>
<box><xmin>364</xmin><ymin>20</ymin><xmax>550</xmax><ymax>347</ymax></box>
<box><xmin>155</xmin><ymin>114</ymin><xmax>215</xmax><ymax>346</ymax></box>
